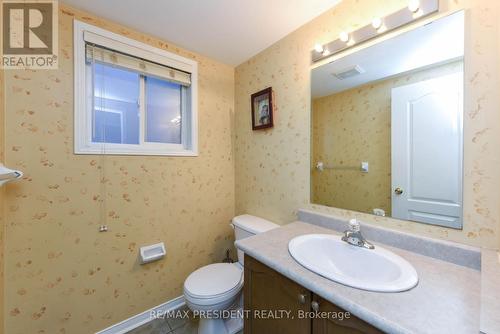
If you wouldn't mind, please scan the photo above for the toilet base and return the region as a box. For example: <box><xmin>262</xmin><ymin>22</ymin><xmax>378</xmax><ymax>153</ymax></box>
<box><xmin>196</xmin><ymin>295</ymin><xmax>243</xmax><ymax>334</ymax></box>
<box><xmin>198</xmin><ymin>318</ymin><xmax>227</xmax><ymax>334</ymax></box>
<box><xmin>197</xmin><ymin>312</ymin><xmax>243</xmax><ymax>334</ymax></box>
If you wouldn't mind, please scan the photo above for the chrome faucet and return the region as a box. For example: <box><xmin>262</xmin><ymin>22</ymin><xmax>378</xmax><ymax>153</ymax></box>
<box><xmin>341</xmin><ymin>219</ymin><xmax>374</xmax><ymax>249</ymax></box>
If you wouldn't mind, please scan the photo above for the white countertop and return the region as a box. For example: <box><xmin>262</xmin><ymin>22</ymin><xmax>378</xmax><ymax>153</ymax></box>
<box><xmin>236</xmin><ymin>221</ymin><xmax>481</xmax><ymax>334</ymax></box>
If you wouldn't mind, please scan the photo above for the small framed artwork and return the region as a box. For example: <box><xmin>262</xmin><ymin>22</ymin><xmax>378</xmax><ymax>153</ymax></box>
<box><xmin>251</xmin><ymin>87</ymin><xmax>274</xmax><ymax>130</ymax></box>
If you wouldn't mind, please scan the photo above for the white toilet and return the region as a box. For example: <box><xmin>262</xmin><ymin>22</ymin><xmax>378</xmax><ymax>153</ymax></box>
<box><xmin>183</xmin><ymin>214</ymin><xmax>279</xmax><ymax>334</ymax></box>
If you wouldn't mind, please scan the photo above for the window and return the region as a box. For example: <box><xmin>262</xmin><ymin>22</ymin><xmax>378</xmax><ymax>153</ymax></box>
<box><xmin>74</xmin><ymin>20</ymin><xmax>198</xmax><ymax>156</ymax></box>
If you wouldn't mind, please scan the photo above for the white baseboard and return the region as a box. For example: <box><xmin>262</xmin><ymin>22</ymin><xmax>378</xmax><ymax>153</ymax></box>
<box><xmin>96</xmin><ymin>295</ymin><xmax>185</xmax><ymax>334</ymax></box>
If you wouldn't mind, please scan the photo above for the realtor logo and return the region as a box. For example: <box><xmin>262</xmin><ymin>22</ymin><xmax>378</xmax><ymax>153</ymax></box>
<box><xmin>1</xmin><ymin>0</ymin><xmax>58</xmax><ymax>69</ymax></box>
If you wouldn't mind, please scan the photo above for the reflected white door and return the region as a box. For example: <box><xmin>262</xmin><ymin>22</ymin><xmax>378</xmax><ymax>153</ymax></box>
<box><xmin>391</xmin><ymin>71</ymin><xmax>463</xmax><ymax>228</ymax></box>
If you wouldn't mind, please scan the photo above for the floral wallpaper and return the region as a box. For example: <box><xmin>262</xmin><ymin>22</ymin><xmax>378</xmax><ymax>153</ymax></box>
<box><xmin>1</xmin><ymin>0</ymin><xmax>499</xmax><ymax>333</ymax></box>
<box><xmin>312</xmin><ymin>82</ymin><xmax>392</xmax><ymax>215</ymax></box>
<box><xmin>235</xmin><ymin>0</ymin><xmax>500</xmax><ymax>249</ymax></box>
<box><xmin>1</xmin><ymin>66</ymin><xmax>5</xmax><ymax>333</ymax></box>
<box><xmin>2</xmin><ymin>4</ymin><xmax>235</xmax><ymax>334</ymax></box>
<box><xmin>312</xmin><ymin>60</ymin><xmax>463</xmax><ymax>216</ymax></box>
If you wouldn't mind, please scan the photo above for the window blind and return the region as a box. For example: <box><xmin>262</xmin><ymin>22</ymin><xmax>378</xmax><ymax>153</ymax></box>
<box><xmin>85</xmin><ymin>43</ymin><xmax>191</xmax><ymax>87</ymax></box>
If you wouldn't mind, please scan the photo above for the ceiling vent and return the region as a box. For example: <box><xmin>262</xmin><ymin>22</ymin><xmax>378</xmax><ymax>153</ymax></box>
<box><xmin>332</xmin><ymin>65</ymin><xmax>365</xmax><ymax>80</ymax></box>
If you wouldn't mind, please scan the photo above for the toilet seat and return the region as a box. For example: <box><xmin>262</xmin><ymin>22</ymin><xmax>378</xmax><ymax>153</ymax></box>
<box><xmin>184</xmin><ymin>263</ymin><xmax>243</xmax><ymax>306</ymax></box>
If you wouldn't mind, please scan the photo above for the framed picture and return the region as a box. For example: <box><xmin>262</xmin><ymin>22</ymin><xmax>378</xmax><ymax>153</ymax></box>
<box><xmin>251</xmin><ymin>87</ymin><xmax>274</xmax><ymax>130</ymax></box>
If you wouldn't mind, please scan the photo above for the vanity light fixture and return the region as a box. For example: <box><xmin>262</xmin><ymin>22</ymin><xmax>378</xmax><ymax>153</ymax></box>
<box><xmin>339</xmin><ymin>31</ymin><xmax>350</xmax><ymax>43</ymax></box>
<box><xmin>408</xmin><ymin>0</ymin><xmax>420</xmax><ymax>13</ymax></box>
<box><xmin>314</xmin><ymin>43</ymin><xmax>324</xmax><ymax>53</ymax></box>
<box><xmin>372</xmin><ymin>17</ymin><xmax>383</xmax><ymax>30</ymax></box>
<box><xmin>311</xmin><ymin>0</ymin><xmax>438</xmax><ymax>62</ymax></box>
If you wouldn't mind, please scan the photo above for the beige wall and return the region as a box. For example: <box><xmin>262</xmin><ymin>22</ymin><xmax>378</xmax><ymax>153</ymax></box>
<box><xmin>235</xmin><ymin>0</ymin><xmax>500</xmax><ymax>248</ymax></box>
<box><xmin>312</xmin><ymin>60</ymin><xmax>463</xmax><ymax>215</ymax></box>
<box><xmin>1</xmin><ymin>64</ymin><xmax>5</xmax><ymax>334</ymax></box>
<box><xmin>1</xmin><ymin>1</ymin><xmax>499</xmax><ymax>333</ymax></box>
<box><xmin>2</xmin><ymin>4</ymin><xmax>235</xmax><ymax>334</ymax></box>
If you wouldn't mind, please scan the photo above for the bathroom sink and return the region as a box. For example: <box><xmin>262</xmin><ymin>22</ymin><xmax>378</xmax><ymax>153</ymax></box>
<box><xmin>288</xmin><ymin>234</ymin><xmax>418</xmax><ymax>292</ymax></box>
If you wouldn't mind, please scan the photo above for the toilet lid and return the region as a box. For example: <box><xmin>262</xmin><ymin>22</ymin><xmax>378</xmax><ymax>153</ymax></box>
<box><xmin>184</xmin><ymin>263</ymin><xmax>242</xmax><ymax>298</ymax></box>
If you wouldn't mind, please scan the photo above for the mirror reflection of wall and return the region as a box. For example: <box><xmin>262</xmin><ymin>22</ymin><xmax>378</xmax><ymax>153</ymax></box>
<box><xmin>311</xmin><ymin>11</ymin><xmax>464</xmax><ymax>229</ymax></box>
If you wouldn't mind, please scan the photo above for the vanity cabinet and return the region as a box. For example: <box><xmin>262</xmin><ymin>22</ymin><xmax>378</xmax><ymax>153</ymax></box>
<box><xmin>311</xmin><ymin>295</ymin><xmax>383</xmax><ymax>334</ymax></box>
<box><xmin>244</xmin><ymin>255</ymin><xmax>384</xmax><ymax>334</ymax></box>
<box><xmin>243</xmin><ymin>254</ymin><xmax>311</xmax><ymax>334</ymax></box>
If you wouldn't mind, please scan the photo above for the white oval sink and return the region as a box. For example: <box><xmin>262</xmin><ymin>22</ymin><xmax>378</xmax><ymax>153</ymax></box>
<box><xmin>288</xmin><ymin>234</ymin><xmax>418</xmax><ymax>292</ymax></box>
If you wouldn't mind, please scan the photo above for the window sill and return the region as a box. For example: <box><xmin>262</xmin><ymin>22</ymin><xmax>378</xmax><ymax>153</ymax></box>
<box><xmin>75</xmin><ymin>144</ymin><xmax>198</xmax><ymax>157</ymax></box>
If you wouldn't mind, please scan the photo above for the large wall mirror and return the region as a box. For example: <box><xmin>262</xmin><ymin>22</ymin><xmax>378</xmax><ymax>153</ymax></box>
<box><xmin>311</xmin><ymin>11</ymin><xmax>465</xmax><ymax>229</ymax></box>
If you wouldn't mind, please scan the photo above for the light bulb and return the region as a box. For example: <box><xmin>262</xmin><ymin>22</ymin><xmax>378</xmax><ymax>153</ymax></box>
<box><xmin>408</xmin><ymin>0</ymin><xmax>420</xmax><ymax>13</ymax></box>
<box><xmin>314</xmin><ymin>43</ymin><xmax>324</xmax><ymax>53</ymax></box>
<box><xmin>339</xmin><ymin>31</ymin><xmax>349</xmax><ymax>43</ymax></box>
<box><xmin>372</xmin><ymin>17</ymin><xmax>383</xmax><ymax>30</ymax></box>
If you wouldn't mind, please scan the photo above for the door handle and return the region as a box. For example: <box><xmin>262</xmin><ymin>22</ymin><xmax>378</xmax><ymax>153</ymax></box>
<box><xmin>394</xmin><ymin>187</ymin><xmax>404</xmax><ymax>195</ymax></box>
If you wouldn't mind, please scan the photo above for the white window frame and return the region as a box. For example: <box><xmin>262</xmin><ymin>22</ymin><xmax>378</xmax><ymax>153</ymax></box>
<box><xmin>74</xmin><ymin>20</ymin><xmax>198</xmax><ymax>156</ymax></box>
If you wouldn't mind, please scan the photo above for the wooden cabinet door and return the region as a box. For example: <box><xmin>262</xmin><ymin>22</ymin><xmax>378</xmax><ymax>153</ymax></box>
<box><xmin>311</xmin><ymin>295</ymin><xmax>384</xmax><ymax>334</ymax></box>
<box><xmin>244</xmin><ymin>255</ymin><xmax>312</xmax><ymax>334</ymax></box>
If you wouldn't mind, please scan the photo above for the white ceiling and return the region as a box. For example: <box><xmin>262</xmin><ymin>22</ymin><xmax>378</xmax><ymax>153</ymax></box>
<box><xmin>311</xmin><ymin>11</ymin><xmax>464</xmax><ymax>98</ymax></box>
<box><xmin>62</xmin><ymin>0</ymin><xmax>341</xmax><ymax>66</ymax></box>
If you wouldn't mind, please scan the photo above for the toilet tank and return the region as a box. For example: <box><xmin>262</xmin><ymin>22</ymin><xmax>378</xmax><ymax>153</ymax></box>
<box><xmin>232</xmin><ymin>214</ymin><xmax>279</xmax><ymax>265</ymax></box>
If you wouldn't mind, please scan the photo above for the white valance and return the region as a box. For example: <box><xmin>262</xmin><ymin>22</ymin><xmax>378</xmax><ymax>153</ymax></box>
<box><xmin>84</xmin><ymin>32</ymin><xmax>191</xmax><ymax>86</ymax></box>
